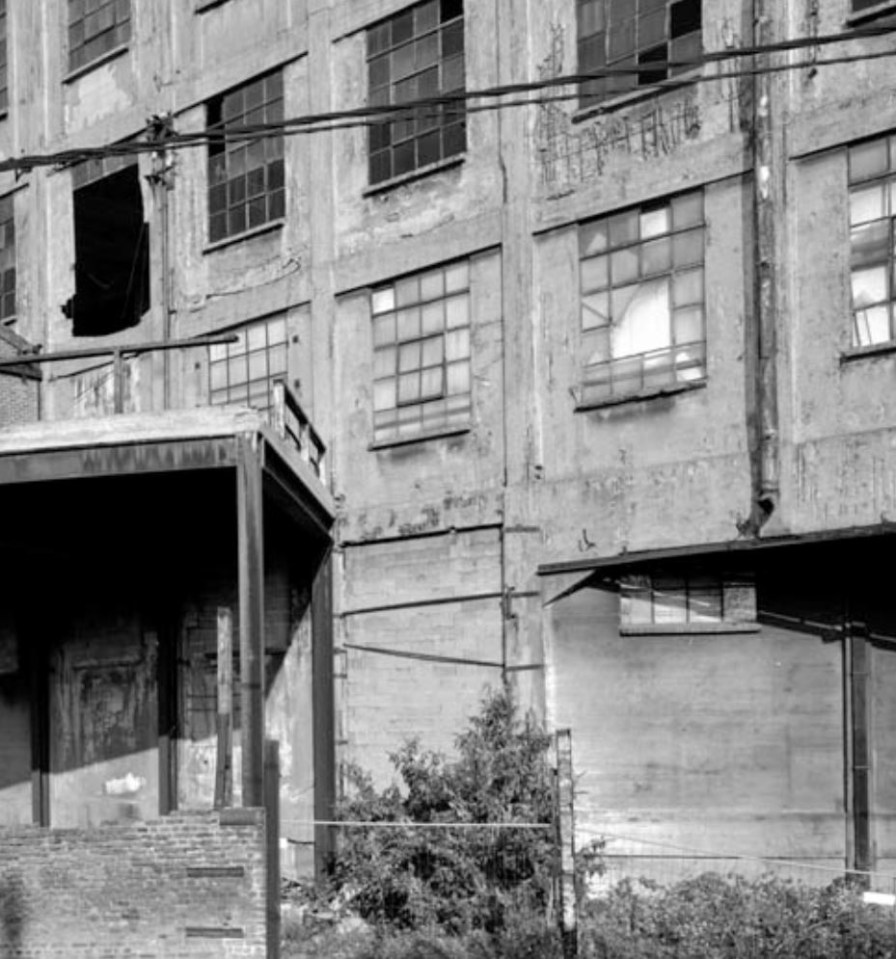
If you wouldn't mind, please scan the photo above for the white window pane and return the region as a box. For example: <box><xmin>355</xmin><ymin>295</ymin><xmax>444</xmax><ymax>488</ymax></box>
<box><xmin>445</xmin><ymin>294</ymin><xmax>469</xmax><ymax>329</ymax></box>
<box><xmin>247</xmin><ymin>324</ymin><xmax>267</xmax><ymax>351</ymax></box>
<box><xmin>653</xmin><ymin>584</ymin><xmax>687</xmax><ymax>624</ymax></box>
<box><xmin>850</xmin><ymin>184</ymin><xmax>885</xmax><ymax>226</ymax></box>
<box><xmin>672</xmin><ymin>268</ymin><xmax>703</xmax><ymax>308</ymax></box>
<box><xmin>420</xmin><ymin>269</ymin><xmax>444</xmax><ymax>301</ymax></box>
<box><xmin>268</xmin><ymin>344</ymin><xmax>288</xmax><ymax>376</ymax></box>
<box><xmin>673</xmin><ymin>306</ymin><xmax>703</xmax><ymax>345</ymax></box>
<box><xmin>374</xmin><ymin>347</ymin><xmax>396</xmax><ymax>378</ymax></box>
<box><xmin>421</xmin><ymin>335</ymin><xmax>444</xmax><ymax>366</ymax></box>
<box><xmin>248</xmin><ymin>351</ymin><xmax>267</xmax><ymax>381</ymax></box>
<box><xmin>849</xmin><ymin>138</ymin><xmax>889</xmax><ymax>183</ymax></box>
<box><xmin>374</xmin><ymin>378</ymin><xmax>395</xmax><ymax>411</ymax></box>
<box><xmin>853</xmin><ymin>305</ymin><xmax>891</xmax><ymax>347</ymax></box>
<box><xmin>397</xmin><ymin>307</ymin><xmax>421</xmax><ymax>340</ymax></box>
<box><xmin>420</xmin><ymin>367</ymin><xmax>443</xmax><ymax>398</ymax></box>
<box><xmin>445</xmin><ymin>327</ymin><xmax>469</xmax><ymax>361</ymax></box>
<box><xmin>851</xmin><ymin>265</ymin><xmax>888</xmax><ymax>307</ymax></box>
<box><xmin>446</xmin><ymin>360</ymin><xmax>469</xmax><ymax>395</ymax></box>
<box><xmin>611</xmin><ymin>278</ymin><xmax>671</xmax><ymax>358</ymax></box>
<box><xmin>228</xmin><ymin>356</ymin><xmax>246</xmax><ymax>386</ymax></box>
<box><xmin>398</xmin><ymin>372</ymin><xmax>420</xmax><ymax>403</ymax></box>
<box><xmin>444</xmin><ymin>262</ymin><xmax>468</xmax><ymax>293</ymax></box>
<box><xmin>641</xmin><ymin>237</ymin><xmax>671</xmax><ymax>276</ymax></box>
<box><xmin>672</xmin><ymin>192</ymin><xmax>703</xmax><ymax>230</ymax></box>
<box><xmin>672</xmin><ymin>228</ymin><xmax>703</xmax><ymax>268</ymax></box>
<box><xmin>640</xmin><ymin>207</ymin><xmax>669</xmax><ymax>239</ymax></box>
<box><xmin>372</xmin><ymin>288</ymin><xmax>395</xmax><ymax>314</ymax></box>
<box><xmin>582</xmin><ymin>291</ymin><xmax>610</xmax><ymax>330</ymax></box>
<box><xmin>210</xmin><ymin>362</ymin><xmax>227</xmax><ymax>390</ymax></box>
<box><xmin>395</xmin><ymin>275</ymin><xmax>419</xmax><ymax>307</ymax></box>
<box><xmin>422</xmin><ymin>301</ymin><xmax>444</xmax><ymax>335</ymax></box>
<box><xmin>689</xmin><ymin>582</ymin><xmax>723</xmax><ymax>622</ymax></box>
<box><xmin>399</xmin><ymin>341</ymin><xmax>422</xmax><ymax>372</ymax></box>
<box><xmin>580</xmin><ymin>220</ymin><xmax>608</xmax><ymax>256</ymax></box>
<box><xmin>373</xmin><ymin>314</ymin><xmax>396</xmax><ymax>346</ymax></box>
<box><xmin>209</xmin><ymin>343</ymin><xmax>227</xmax><ymax>363</ymax></box>
<box><xmin>581</xmin><ymin>254</ymin><xmax>609</xmax><ymax>292</ymax></box>
<box><xmin>267</xmin><ymin>317</ymin><xmax>287</xmax><ymax>344</ymax></box>
<box><xmin>610</xmin><ymin>246</ymin><xmax>639</xmax><ymax>285</ymax></box>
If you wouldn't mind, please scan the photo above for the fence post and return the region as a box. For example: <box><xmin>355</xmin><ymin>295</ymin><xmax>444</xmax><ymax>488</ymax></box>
<box><xmin>265</xmin><ymin>739</ymin><xmax>281</xmax><ymax>959</ymax></box>
<box><xmin>554</xmin><ymin>729</ymin><xmax>578</xmax><ymax>959</ymax></box>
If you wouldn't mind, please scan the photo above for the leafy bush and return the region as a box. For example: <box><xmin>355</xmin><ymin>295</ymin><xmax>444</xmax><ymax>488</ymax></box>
<box><xmin>580</xmin><ymin>873</ymin><xmax>896</xmax><ymax>959</ymax></box>
<box><xmin>331</xmin><ymin>684</ymin><xmax>560</xmax><ymax>939</ymax></box>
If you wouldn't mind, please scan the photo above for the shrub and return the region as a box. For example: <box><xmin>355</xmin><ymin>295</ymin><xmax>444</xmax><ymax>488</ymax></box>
<box><xmin>331</xmin><ymin>684</ymin><xmax>559</xmax><ymax>938</ymax></box>
<box><xmin>579</xmin><ymin>873</ymin><xmax>895</xmax><ymax>959</ymax></box>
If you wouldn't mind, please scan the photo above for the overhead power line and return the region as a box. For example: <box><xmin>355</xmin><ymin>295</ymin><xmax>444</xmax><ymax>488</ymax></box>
<box><xmin>2</xmin><ymin>22</ymin><xmax>895</xmax><ymax>174</ymax></box>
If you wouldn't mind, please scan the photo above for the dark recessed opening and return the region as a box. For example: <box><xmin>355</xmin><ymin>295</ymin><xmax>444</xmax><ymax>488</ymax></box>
<box><xmin>638</xmin><ymin>44</ymin><xmax>668</xmax><ymax>85</ymax></box>
<box><xmin>67</xmin><ymin>164</ymin><xmax>150</xmax><ymax>337</ymax></box>
<box><xmin>670</xmin><ymin>0</ymin><xmax>701</xmax><ymax>38</ymax></box>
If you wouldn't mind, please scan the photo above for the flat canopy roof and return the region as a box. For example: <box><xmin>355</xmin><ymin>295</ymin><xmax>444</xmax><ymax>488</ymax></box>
<box><xmin>0</xmin><ymin>406</ymin><xmax>335</xmax><ymax>539</ymax></box>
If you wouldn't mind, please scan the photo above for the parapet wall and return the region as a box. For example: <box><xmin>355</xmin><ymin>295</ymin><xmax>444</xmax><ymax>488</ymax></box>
<box><xmin>0</xmin><ymin>808</ymin><xmax>268</xmax><ymax>958</ymax></box>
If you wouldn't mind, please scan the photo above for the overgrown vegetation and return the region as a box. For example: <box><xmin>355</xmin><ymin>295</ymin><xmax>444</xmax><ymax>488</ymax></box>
<box><xmin>332</xmin><ymin>685</ymin><xmax>558</xmax><ymax>936</ymax></box>
<box><xmin>582</xmin><ymin>873</ymin><xmax>896</xmax><ymax>959</ymax></box>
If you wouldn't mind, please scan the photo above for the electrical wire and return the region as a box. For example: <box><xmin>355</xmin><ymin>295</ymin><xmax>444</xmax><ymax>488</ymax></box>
<box><xmin>1</xmin><ymin>24</ymin><xmax>895</xmax><ymax>174</ymax></box>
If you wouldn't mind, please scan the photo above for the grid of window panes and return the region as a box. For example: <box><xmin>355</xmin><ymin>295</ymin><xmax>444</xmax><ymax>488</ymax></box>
<box><xmin>372</xmin><ymin>261</ymin><xmax>471</xmax><ymax>444</ymax></box>
<box><xmin>208</xmin><ymin>70</ymin><xmax>285</xmax><ymax>244</ymax></box>
<box><xmin>847</xmin><ymin>134</ymin><xmax>896</xmax><ymax>348</ymax></box>
<box><xmin>577</xmin><ymin>0</ymin><xmax>701</xmax><ymax>106</ymax></box>
<box><xmin>578</xmin><ymin>191</ymin><xmax>706</xmax><ymax>405</ymax></box>
<box><xmin>367</xmin><ymin>0</ymin><xmax>465</xmax><ymax>185</ymax></box>
<box><xmin>0</xmin><ymin>194</ymin><xmax>14</xmax><ymax>325</ymax></box>
<box><xmin>0</xmin><ymin>0</ymin><xmax>8</xmax><ymax>115</ymax></box>
<box><xmin>620</xmin><ymin>573</ymin><xmax>756</xmax><ymax>630</ymax></box>
<box><xmin>208</xmin><ymin>315</ymin><xmax>288</xmax><ymax>412</ymax></box>
<box><xmin>68</xmin><ymin>0</ymin><xmax>131</xmax><ymax>74</ymax></box>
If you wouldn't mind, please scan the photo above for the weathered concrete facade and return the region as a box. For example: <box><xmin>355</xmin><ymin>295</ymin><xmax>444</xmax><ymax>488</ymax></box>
<box><xmin>1</xmin><ymin>0</ymin><xmax>896</xmax><ymax>900</ymax></box>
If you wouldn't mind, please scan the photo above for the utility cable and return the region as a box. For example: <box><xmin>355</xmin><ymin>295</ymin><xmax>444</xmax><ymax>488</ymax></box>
<box><xmin>1</xmin><ymin>24</ymin><xmax>895</xmax><ymax>174</ymax></box>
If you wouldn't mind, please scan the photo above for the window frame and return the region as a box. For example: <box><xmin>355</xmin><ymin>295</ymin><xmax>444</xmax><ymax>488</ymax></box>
<box><xmin>366</xmin><ymin>0</ymin><xmax>466</xmax><ymax>188</ymax></box>
<box><xmin>847</xmin><ymin>132</ymin><xmax>896</xmax><ymax>352</ymax></box>
<box><xmin>577</xmin><ymin>189</ymin><xmax>708</xmax><ymax>408</ymax></box>
<box><xmin>576</xmin><ymin>0</ymin><xmax>702</xmax><ymax>109</ymax></box>
<box><xmin>67</xmin><ymin>0</ymin><xmax>131</xmax><ymax>78</ymax></box>
<box><xmin>207</xmin><ymin>314</ymin><xmax>291</xmax><ymax>413</ymax></box>
<box><xmin>206</xmin><ymin>69</ymin><xmax>286</xmax><ymax>246</ymax></box>
<box><xmin>847</xmin><ymin>0</ymin><xmax>896</xmax><ymax>22</ymax></box>
<box><xmin>619</xmin><ymin>571</ymin><xmax>759</xmax><ymax>636</ymax></box>
<box><xmin>370</xmin><ymin>259</ymin><xmax>473</xmax><ymax>447</ymax></box>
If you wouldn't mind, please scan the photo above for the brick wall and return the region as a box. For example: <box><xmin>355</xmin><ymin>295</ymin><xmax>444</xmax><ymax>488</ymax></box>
<box><xmin>0</xmin><ymin>809</ymin><xmax>269</xmax><ymax>958</ymax></box>
<box><xmin>0</xmin><ymin>329</ymin><xmax>39</xmax><ymax>427</ymax></box>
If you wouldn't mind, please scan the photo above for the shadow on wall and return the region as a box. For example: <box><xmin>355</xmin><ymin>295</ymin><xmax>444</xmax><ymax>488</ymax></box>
<box><xmin>0</xmin><ymin>872</ymin><xmax>26</xmax><ymax>955</ymax></box>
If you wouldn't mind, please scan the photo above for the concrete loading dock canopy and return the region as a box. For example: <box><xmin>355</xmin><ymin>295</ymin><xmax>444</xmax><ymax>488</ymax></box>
<box><xmin>0</xmin><ymin>407</ymin><xmax>334</xmax><ymax>837</ymax></box>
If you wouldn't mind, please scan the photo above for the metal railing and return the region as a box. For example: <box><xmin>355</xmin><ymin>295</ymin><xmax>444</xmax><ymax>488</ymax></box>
<box><xmin>271</xmin><ymin>379</ymin><xmax>326</xmax><ymax>482</ymax></box>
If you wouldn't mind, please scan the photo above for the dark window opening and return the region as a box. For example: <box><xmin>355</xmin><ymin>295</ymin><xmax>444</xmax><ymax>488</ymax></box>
<box><xmin>670</xmin><ymin>0</ymin><xmax>701</xmax><ymax>38</ymax></box>
<box><xmin>638</xmin><ymin>44</ymin><xmax>668</xmax><ymax>86</ymax></box>
<box><xmin>68</xmin><ymin>163</ymin><xmax>149</xmax><ymax>337</ymax></box>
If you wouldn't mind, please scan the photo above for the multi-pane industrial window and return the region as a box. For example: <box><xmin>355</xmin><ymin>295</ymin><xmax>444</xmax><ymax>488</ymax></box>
<box><xmin>0</xmin><ymin>195</ymin><xmax>15</xmax><ymax>326</ymax></box>
<box><xmin>0</xmin><ymin>0</ymin><xmax>8</xmax><ymax>115</ymax></box>
<box><xmin>207</xmin><ymin>70</ymin><xmax>285</xmax><ymax>244</ymax></box>
<box><xmin>372</xmin><ymin>261</ymin><xmax>471</xmax><ymax>444</ymax></box>
<box><xmin>68</xmin><ymin>0</ymin><xmax>131</xmax><ymax>75</ymax></box>
<box><xmin>367</xmin><ymin>0</ymin><xmax>465</xmax><ymax>185</ymax></box>
<box><xmin>620</xmin><ymin>572</ymin><xmax>757</xmax><ymax>633</ymax></box>
<box><xmin>577</xmin><ymin>0</ymin><xmax>701</xmax><ymax>105</ymax></box>
<box><xmin>848</xmin><ymin>134</ymin><xmax>896</xmax><ymax>349</ymax></box>
<box><xmin>578</xmin><ymin>191</ymin><xmax>706</xmax><ymax>405</ymax></box>
<box><xmin>208</xmin><ymin>315</ymin><xmax>288</xmax><ymax>412</ymax></box>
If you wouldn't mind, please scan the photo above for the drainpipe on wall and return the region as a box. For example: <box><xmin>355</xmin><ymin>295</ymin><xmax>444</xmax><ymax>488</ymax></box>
<box><xmin>750</xmin><ymin>0</ymin><xmax>780</xmax><ymax>532</ymax></box>
<box><xmin>148</xmin><ymin>114</ymin><xmax>175</xmax><ymax>411</ymax></box>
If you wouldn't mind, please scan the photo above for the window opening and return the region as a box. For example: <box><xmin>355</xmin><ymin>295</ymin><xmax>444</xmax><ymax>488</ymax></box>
<box><xmin>68</xmin><ymin>0</ymin><xmax>131</xmax><ymax>74</ymax></box>
<box><xmin>371</xmin><ymin>260</ymin><xmax>471</xmax><ymax>443</ymax></box>
<box><xmin>848</xmin><ymin>133</ymin><xmax>896</xmax><ymax>348</ymax></box>
<box><xmin>207</xmin><ymin>70</ymin><xmax>285</xmax><ymax>244</ymax></box>
<box><xmin>367</xmin><ymin>0</ymin><xmax>466</xmax><ymax>185</ymax></box>
<box><xmin>67</xmin><ymin>155</ymin><xmax>149</xmax><ymax>337</ymax></box>
<box><xmin>577</xmin><ymin>0</ymin><xmax>701</xmax><ymax>106</ymax></box>
<box><xmin>578</xmin><ymin>190</ymin><xmax>706</xmax><ymax>405</ymax></box>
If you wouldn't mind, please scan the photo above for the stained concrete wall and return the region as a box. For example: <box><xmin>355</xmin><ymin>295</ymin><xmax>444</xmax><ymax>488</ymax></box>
<box><xmin>0</xmin><ymin>809</ymin><xmax>268</xmax><ymax>958</ymax></box>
